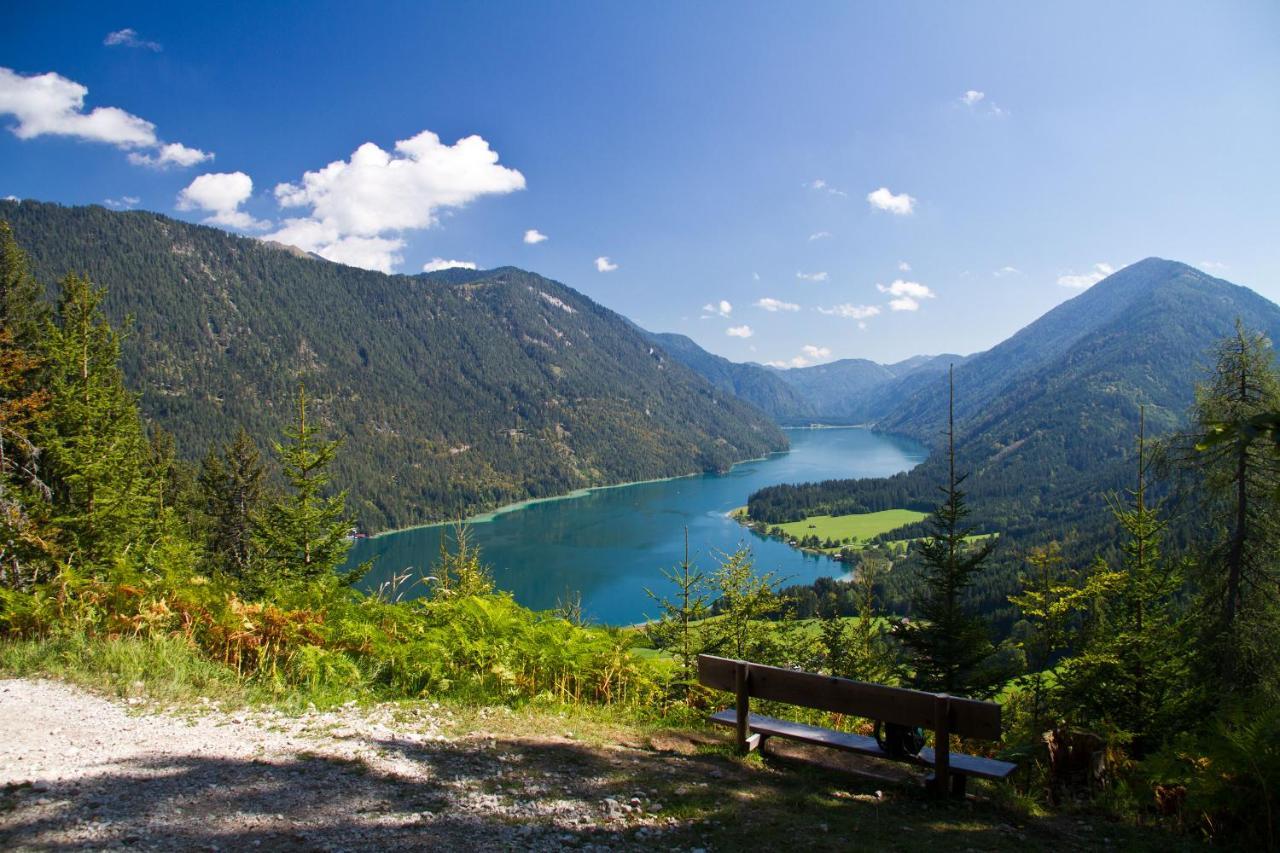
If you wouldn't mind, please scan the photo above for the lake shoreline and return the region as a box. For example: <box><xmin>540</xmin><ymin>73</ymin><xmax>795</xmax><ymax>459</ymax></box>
<box><xmin>366</xmin><ymin>447</ymin><xmax>806</xmax><ymax>540</ymax></box>
<box><xmin>366</xmin><ymin>423</ymin><xmax>897</xmax><ymax>539</ymax></box>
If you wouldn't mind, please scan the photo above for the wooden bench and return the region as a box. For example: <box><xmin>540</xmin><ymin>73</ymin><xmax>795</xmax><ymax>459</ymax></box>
<box><xmin>697</xmin><ymin>654</ymin><xmax>1016</xmax><ymax>797</ymax></box>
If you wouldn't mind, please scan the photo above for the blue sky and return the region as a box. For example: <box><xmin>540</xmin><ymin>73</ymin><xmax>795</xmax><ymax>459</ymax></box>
<box><xmin>2</xmin><ymin>2</ymin><xmax>1278</xmax><ymax>365</ymax></box>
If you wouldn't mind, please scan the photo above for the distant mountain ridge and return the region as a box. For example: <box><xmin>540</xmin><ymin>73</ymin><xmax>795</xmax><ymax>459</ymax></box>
<box><xmin>645</xmin><ymin>332</ymin><xmax>966</xmax><ymax>424</ymax></box>
<box><xmin>2</xmin><ymin>199</ymin><xmax>787</xmax><ymax>532</ymax></box>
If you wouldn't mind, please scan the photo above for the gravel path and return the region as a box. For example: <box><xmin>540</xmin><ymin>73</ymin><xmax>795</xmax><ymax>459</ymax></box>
<box><xmin>0</xmin><ymin>679</ymin><xmax>707</xmax><ymax>851</ymax></box>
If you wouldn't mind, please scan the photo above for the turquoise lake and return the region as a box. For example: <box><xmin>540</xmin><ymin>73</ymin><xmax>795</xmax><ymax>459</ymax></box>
<box><xmin>348</xmin><ymin>427</ymin><xmax>927</xmax><ymax>625</ymax></box>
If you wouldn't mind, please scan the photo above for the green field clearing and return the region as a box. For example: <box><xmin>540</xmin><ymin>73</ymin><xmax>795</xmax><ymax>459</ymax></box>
<box><xmin>773</xmin><ymin>509</ymin><xmax>928</xmax><ymax>544</ymax></box>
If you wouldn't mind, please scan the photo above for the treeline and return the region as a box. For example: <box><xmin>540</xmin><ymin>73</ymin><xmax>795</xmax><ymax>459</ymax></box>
<box><xmin>747</xmin><ymin>477</ymin><xmax>934</xmax><ymax>525</ymax></box>
<box><xmin>0</xmin><ymin>222</ymin><xmax>658</xmax><ymax>708</ymax></box>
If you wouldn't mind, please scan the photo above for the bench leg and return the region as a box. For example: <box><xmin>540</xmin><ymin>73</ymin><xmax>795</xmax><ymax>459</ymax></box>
<box><xmin>950</xmin><ymin>774</ymin><xmax>967</xmax><ymax>798</ymax></box>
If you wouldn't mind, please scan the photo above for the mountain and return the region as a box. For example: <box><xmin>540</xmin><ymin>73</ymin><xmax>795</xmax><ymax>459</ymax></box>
<box><xmin>646</xmin><ymin>331</ymin><xmax>967</xmax><ymax>424</ymax></box>
<box><xmin>642</xmin><ymin>332</ymin><xmax>811</xmax><ymax>421</ymax></box>
<box><xmin>747</xmin><ymin>259</ymin><xmax>1280</xmax><ymax>622</ymax></box>
<box><xmin>2</xmin><ymin>199</ymin><xmax>787</xmax><ymax>532</ymax></box>
<box><xmin>767</xmin><ymin>358</ymin><xmax>895</xmax><ymax>421</ymax></box>
<box><xmin>875</xmin><ymin>258</ymin><xmax>1274</xmax><ymax>442</ymax></box>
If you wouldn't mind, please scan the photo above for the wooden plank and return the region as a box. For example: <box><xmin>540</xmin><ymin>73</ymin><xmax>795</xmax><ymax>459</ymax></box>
<box><xmin>932</xmin><ymin>693</ymin><xmax>951</xmax><ymax>798</ymax></box>
<box><xmin>735</xmin><ymin>661</ymin><xmax>750</xmax><ymax>754</ymax></box>
<box><xmin>918</xmin><ymin>747</ymin><xmax>1016</xmax><ymax>780</ymax></box>
<box><xmin>696</xmin><ymin>655</ymin><xmax>1001</xmax><ymax>740</ymax></box>
<box><xmin>708</xmin><ymin>710</ymin><xmax>1016</xmax><ymax>780</ymax></box>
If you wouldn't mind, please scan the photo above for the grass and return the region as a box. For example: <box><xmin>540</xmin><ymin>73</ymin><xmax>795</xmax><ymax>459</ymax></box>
<box><xmin>772</xmin><ymin>509</ymin><xmax>930</xmax><ymax>544</ymax></box>
<box><xmin>0</xmin><ymin>634</ymin><xmax>1202</xmax><ymax>850</ymax></box>
<box><xmin>0</xmin><ymin>633</ymin><xmax>252</xmax><ymax>707</ymax></box>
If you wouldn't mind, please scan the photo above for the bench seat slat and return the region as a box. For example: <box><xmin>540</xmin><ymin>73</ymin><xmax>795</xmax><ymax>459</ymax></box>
<box><xmin>709</xmin><ymin>710</ymin><xmax>1016</xmax><ymax>781</ymax></box>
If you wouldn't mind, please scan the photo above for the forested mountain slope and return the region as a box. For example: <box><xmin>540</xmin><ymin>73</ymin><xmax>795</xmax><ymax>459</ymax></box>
<box><xmin>2</xmin><ymin>199</ymin><xmax>786</xmax><ymax>532</ymax></box>
<box><xmin>643</xmin><ymin>332</ymin><xmax>811</xmax><ymax>421</ymax></box>
<box><xmin>875</xmin><ymin>259</ymin><xmax>1272</xmax><ymax>442</ymax></box>
<box><xmin>749</xmin><ymin>259</ymin><xmax>1280</xmax><ymax>620</ymax></box>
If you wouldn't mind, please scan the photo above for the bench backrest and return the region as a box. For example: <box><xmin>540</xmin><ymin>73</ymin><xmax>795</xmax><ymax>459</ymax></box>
<box><xmin>697</xmin><ymin>654</ymin><xmax>1001</xmax><ymax>741</ymax></box>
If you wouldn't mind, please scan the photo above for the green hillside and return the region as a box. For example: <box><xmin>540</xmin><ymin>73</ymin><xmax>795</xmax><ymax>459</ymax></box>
<box><xmin>748</xmin><ymin>259</ymin><xmax>1280</xmax><ymax>622</ymax></box>
<box><xmin>1</xmin><ymin>200</ymin><xmax>787</xmax><ymax>532</ymax></box>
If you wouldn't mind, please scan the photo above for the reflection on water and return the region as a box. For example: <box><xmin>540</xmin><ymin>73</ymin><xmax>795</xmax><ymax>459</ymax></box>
<box><xmin>349</xmin><ymin>427</ymin><xmax>926</xmax><ymax>625</ymax></box>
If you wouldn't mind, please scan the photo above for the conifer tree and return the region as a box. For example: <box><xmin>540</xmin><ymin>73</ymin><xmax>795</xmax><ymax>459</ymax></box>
<box><xmin>0</xmin><ymin>223</ymin><xmax>52</xmax><ymax>586</ymax></box>
<box><xmin>253</xmin><ymin>385</ymin><xmax>354</xmax><ymax>586</ymax></box>
<box><xmin>1187</xmin><ymin>322</ymin><xmax>1280</xmax><ymax>696</ymax></box>
<box><xmin>644</xmin><ymin>527</ymin><xmax>710</xmax><ymax>698</ymax></box>
<box><xmin>898</xmin><ymin>366</ymin><xmax>1000</xmax><ymax>698</ymax></box>
<box><xmin>1008</xmin><ymin>543</ymin><xmax>1095</xmax><ymax>731</ymax></box>
<box><xmin>39</xmin><ymin>273</ymin><xmax>154</xmax><ymax>567</ymax></box>
<box><xmin>197</xmin><ymin>427</ymin><xmax>266</xmax><ymax>584</ymax></box>
<box><xmin>0</xmin><ymin>222</ymin><xmax>48</xmax><ymax>351</ymax></box>
<box><xmin>1057</xmin><ymin>408</ymin><xmax>1187</xmax><ymax>756</ymax></box>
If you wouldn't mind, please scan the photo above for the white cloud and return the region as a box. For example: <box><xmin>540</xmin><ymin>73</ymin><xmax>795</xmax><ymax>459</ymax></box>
<box><xmin>1200</xmin><ymin>260</ymin><xmax>1229</xmax><ymax>272</ymax></box>
<box><xmin>702</xmin><ymin>300</ymin><xmax>733</xmax><ymax>318</ymax></box>
<box><xmin>104</xmin><ymin>28</ymin><xmax>162</xmax><ymax>51</ymax></box>
<box><xmin>866</xmin><ymin>186</ymin><xmax>915</xmax><ymax>215</ymax></box>
<box><xmin>755</xmin><ymin>297</ymin><xmax>799</xmax><ymax>312</ymax></box>
<box><xmin>266</xmin><ymin>129</ymin><xmax>525</xmax><ymax>272</ymax></box>
<box><xmin>726</xmin><ymin>325</ymin><xmax>753</xmax><ymax>338</ymax></box>
<box><xmin>103</xmin><ymin>195</ymin><xmax>139</xmax><ymax>209</ymax></box>
<box><xmin>805</xmin><ymin>178</ymin><xmax>847</xmax><ymax>197</ymax></box>
<box><xmin>898</xmin><ymin>261</ymin><xmax>911</xmax><ymax>272</ymax></box>
<box><xmin>796</xmin><ymin>270</ymin><xmax>828</xmax><ymax>282</ymax></box>
<box><xmin>423</xmin><ymin>258</ymin><xmax>478</xmax><ymax>272</ymax></box>
<box><xmin>818</xmin><ymin>303</ymin><xmax>881</xmax><ymax>320</ymax></box>
<box><xmin>877</xmin><ymin>279</ymin><xmax>934</xmax><ymax>299</ymax></box>
<box><xmin>808</xmin><ymin>231</ymin><xmax>830</xmax><ymax>241</ymax></box>
<box><xmin>994</xmin><ymin>265</ymin><xmax>1021</xmax><ymax>277</ymax></box>
<box><xmin>1057</xmin><ymin>262</ymin><xmax>1114</xmax><ymax>289</ymax></box>
<box><xmin>0</xmin><ymin>67</ymin><xmax>211</xmax><ymax>167</ymax></box>
<box><xmin>523</xmin><ymin>228</ymin><xmax>548</xmax><ymax>244</ymax></box>
<box><xmin>595</xmin><ymin>256</ymin><xmax>618</xmax><ymax>273</ymax></box>
<box><xmin>128</xmin><ymin>142</ymin><xmax>212</xmax><ymax>169</ymax></box>
<box><xmin>0</xmin><ymin>66</ymin><xmax>156</xmax><ymax>146</ymax></box>
<box><xmin>767</xmin><ymin>344</ymin><xmax>832</xmax><ymax>368</ymax></box>
<box><xmin>2</xmin><ymin>195</ymin><xmax>17</xmax><ymax>201</ymax></box>
<box><xmin>177</xmin><ymin>172</ymin><xmax>268</xmax><ymax>230</ymax></box>
<box><xmin>960</xmin><ymin>89</ymin><xmax>1008</xmax><ymax>117</ymax></box>
<box><xmin>877</xmin><ymin>279</ymin><xmax>936</xmax><ymax>311</ymax></box>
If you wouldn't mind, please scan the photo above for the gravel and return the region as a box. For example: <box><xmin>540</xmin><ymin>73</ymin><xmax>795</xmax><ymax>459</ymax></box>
<box><xmin>0</xmin><ymin>679</ymin><xmax>706</xmax><ymax>851</ymax></box>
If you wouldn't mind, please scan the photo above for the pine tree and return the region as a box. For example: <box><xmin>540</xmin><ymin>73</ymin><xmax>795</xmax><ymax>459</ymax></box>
<box><xmin>197</xmin><ymin>428</ymin><xmax>266</xmax><ymax>585</ymax></box>
<box><xmin>1187</xmin><ymin>322</ymin><xmax>1280</xmax><ymax>696</ymax></box>
<box><xmin>39</xmin><ymin>274</ymin><xmax>154</xmax><ymax>567</ymax></box>
<box><xmin>1057</xmin><ymin>408</ymin><xmax>1187</xmax><ymax>756</ymax></box>
<box><xmin>253</xmin><ymin>385</ymin><xmax>354</xmax><ymax>586</ymax></box>
<box><xmin>898</xmin><ymin>366</ymin><xmax>1000</xmax><ymax>698</ymax></box>
<box><xmin>1009</xmin><ymin>543</ymin><xmax>1105</xmax><ymax>732</ymax></box>
<box><xmin>0</xmin><ymin>222</ymin><xmax>52</xmax><ymax>587</ymax></box>
<box><xmin>0</xmin><ymin>222</ymin><xmax>48</xmax><ymax>351</ymax></box>
<box><xmin>644</xmin><ymin>527</ymin><xmax>710</xmax><ymax>699</ymax></box>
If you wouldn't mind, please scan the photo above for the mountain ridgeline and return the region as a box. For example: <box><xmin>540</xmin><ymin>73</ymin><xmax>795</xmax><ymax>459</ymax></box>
<box><xmin>644</xmin><ymin>330</ymin><xmax>966</xmax><ymax>424</ymax></box>
<box><xmin>744</xmin><ymin>259</ymin><xmax>1280</xmax><ymax>621</ymax></box>
<box><xmin>1</xmin><ymin>200</ymin><xmax>787</xmax><ymax>532</ymax></box>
